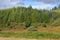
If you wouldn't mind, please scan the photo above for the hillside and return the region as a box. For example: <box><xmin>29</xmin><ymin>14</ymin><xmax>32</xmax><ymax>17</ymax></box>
<box><xmin>0</xmin><ymin>6</ymin><xmax>60</xmax><ymax>32</ymax></box>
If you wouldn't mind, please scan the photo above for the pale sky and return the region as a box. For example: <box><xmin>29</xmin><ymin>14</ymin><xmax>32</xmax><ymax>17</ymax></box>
<box><xmin>0</xmin><ymin>0</ymin><xmax>60</xmax><ymax>9</ymax></box>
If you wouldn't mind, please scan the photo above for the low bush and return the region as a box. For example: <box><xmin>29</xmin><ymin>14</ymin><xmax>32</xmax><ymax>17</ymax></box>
<box><xmin>27</xmin><ymin>26</ymin><xmax>37</xmax><ymax>31</ymax></box>
<box><xmin>41</xmin><ymin>23</ymin><xmax>47</xmax><ymax>27</ymax></box>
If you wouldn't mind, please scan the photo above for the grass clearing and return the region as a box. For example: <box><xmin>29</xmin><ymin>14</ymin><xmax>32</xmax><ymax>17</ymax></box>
<box><xmin>0</xmin><ymin>32</ymin><xmax>60</xmax><ymax>39</ymax></box>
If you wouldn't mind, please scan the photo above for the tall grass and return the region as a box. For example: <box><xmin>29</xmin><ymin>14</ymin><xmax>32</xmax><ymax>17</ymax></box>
<box><xmin>0</xmin><ymin>32</ymin><xmax>60</xmax><ymax>39</ymax></box>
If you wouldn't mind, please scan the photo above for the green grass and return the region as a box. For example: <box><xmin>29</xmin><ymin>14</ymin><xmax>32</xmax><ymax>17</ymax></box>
<box><xmin>0</xmin><ymin>32</ymin><xmax>60</xmax><ymax>39</ymax></box>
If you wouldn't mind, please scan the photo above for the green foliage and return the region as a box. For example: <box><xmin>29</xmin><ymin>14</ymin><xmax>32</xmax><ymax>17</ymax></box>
<box><xmin>25</xmin><ymin>21</ymin><xmax>31</xmax><ymax>28</ymax></box>
<box><xmin>0</xmin><ymin>32</ymin><xmax>60</xmax><ymax>38</ymax></box>
<box><xmin>51</xmin><ymin>19</ymin><xmax>60</xmax><ymax>26</ymax></box>
<box><xmin>0</xmin><ymin>5</ymin><xmax>60</xmax><ymax>29</ymax></box>
<box><xmin>27</xmin><ymin>26</ymin><xmax>37</xmax><ymax>31</ymax></box>
<box><xmin>40</xmin><ymin>23</ymin><xmax>47</xmax><ymax>27</ymax></box>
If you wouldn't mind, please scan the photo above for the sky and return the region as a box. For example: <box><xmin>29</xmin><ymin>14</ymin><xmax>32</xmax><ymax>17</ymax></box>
<box><xmin>0</xmin><ymin>0</ymin><xmax>60</xmax><ymax>9</ymax></box>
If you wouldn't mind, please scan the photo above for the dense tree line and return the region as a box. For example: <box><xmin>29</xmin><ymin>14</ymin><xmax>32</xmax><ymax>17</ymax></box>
<box><xmin>0</xmin><ymin>5</ymin><xmax>60</xmax><ymax>29</ymax></box>
<box><xmin>52</xmin><ymin>4</ymin><xmax>60</xmax><ymax>10</ymax></box>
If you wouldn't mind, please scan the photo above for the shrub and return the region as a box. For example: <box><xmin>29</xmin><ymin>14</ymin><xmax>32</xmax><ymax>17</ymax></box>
<box><xmin>51</xmin><ymin>19</ymin><xmax>60</xmax><ymax>26</ymax></box>
<box><xmin>25</xmin><ymin>21</ymin><xmax>31</xmax><ymax>28</ymax></box>
<box><xmin>27</xmin><ymin>26</ymin><xmax>37</xmax><ymax>31</ymax></box>
<box><xmin>0</xmin><ymin>28</ymin><xmax>2</xmax><ymax>31</ymax></box>
<box><xmin>41</xmin><ymin>23</ymin><xmax>47</xmax><ymax>27</ymax></box>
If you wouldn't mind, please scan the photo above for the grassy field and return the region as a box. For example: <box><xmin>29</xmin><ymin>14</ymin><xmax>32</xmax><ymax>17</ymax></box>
<box><xmin>0</xmin><ymin>32</ymin><xmax>60</xmax><ymax>39</ymax></box>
